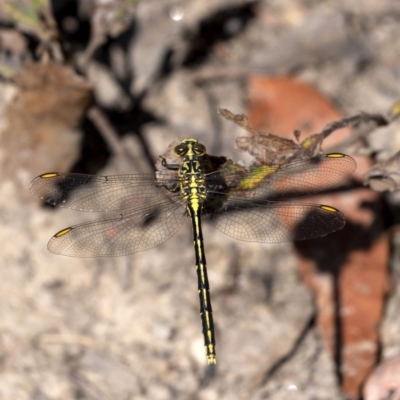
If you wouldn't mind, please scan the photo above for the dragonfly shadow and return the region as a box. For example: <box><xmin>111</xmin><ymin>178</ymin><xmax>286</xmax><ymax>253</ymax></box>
<box><xmin>293</xmin><ymin>198</ymin><xmax>387</xmax><ymax>385</ymax></box>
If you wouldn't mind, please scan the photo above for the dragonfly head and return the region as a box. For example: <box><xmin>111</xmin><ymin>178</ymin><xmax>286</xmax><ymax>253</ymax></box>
<box><xmin>174</xmin><ymin>138</ymin><xmax>206</xmax><ymax>158</ymax></box>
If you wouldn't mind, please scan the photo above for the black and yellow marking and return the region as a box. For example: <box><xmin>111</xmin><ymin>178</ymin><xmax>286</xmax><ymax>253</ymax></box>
<box><xmin>30</xmin><ymin>137</ymin><xmax>357</xmax><ymax>365</ymax></box>
<box><xmin>40</xmin><ymin>173</ymin><xmax>59</xmax><ymax>179</ymax></box>
<box><xmin>54</xmin><ymin>227</ymin><xmax>73</xmax><ymax>237</ymax></box>
<box><xmin>172</xmin><ymin>138</ymin><xmax>217</xmax><ymax>365</ymax></box>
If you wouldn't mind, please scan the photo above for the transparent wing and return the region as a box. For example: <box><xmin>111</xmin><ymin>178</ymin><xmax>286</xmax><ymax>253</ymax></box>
<box><xmin>206</xmin><ymin>201</ymin><xmax>345</xmax><ymax>243</ymax></box>
<box><xmin>48</xmin><ymin>200</ymin><xmax>186</xmax><ymax>257</ymax></box>
<box><xmin>30</xmin><ymin>172</ymin><xmax>180</xmax><ymax>212</ymax></box>
<box><xmin>203</xmin><ymin>154</ymin><xmax>355</xmax><ymax>242</ymax></box>
<box><xmin>205</xmin><ymin>153</ymin><xmax>356</xmax><ymax>201</ymax></box>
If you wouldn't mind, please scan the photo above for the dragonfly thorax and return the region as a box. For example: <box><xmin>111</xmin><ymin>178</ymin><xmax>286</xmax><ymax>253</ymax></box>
<box><xmin>175</xmin><ymin>140</ymin><xmax>208</xmax><ymax>204</ymax></box>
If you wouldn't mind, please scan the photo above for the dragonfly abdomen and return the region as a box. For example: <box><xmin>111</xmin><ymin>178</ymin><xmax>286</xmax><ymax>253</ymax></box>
<box><xmin>176</xmin><ymin>139</ymin><xmax>217</xmax><ymax>364</ymax></box>
<box><xmin>188</xmin><ymin>204</ymin><xmax>216</xmax><ymax>364</ymax></box>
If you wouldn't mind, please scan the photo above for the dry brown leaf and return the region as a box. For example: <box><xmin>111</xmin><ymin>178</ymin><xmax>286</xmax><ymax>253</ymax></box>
<box><xmin>247</xmin><ymin>75</ymin><xmax>351</xmax><ymax>146</ymax></box>
<box><xmin>0</xmin><ymin>61</ymin><xmax>92</xmax><ymax>196</ymax></box>
<box><xmin>244</xmin><ymin>75</ymin><xmax>388</xmax><ymax>399</ymax></box>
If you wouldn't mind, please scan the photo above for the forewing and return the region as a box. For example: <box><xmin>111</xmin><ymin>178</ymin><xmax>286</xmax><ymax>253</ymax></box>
<box><xmin>48</xmin><ymin>200</ymin><xmax>186</xmax><ymax>257</ymax></box>
<box><xmin>207</xmin><ymin>201</ymin><xmax>345</xmax><ymax>243</ymax></box>
<box><xmin>30</xmin><ymin>172</ymin><xmax>180</xmax><ymax>212</ymax></box>
<box><xmin>206</xmin><ymin>153</ymin><xmax>356</xmax><ymax>201</ymax></box>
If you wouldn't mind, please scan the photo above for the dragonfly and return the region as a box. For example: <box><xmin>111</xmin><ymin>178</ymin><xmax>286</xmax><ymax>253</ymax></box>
<box><xmin>30</xmin><ymin>138</ymin><xmax>356</xmax><ymax>365</ymax></box>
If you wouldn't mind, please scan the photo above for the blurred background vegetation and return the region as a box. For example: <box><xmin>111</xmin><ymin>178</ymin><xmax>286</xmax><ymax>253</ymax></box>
<box><xmin>1</xmin><ymin>1</ymin><xmax>400</xmax><ymax>399</ymax></box>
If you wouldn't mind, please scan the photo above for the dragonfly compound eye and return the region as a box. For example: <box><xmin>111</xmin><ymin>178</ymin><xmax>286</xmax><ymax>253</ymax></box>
<box><xmin>174</xmin><ymin>143</ymin><xmax>189</xmax><ymax>156</ymax></box>
<box><xmin>193</xmin><ymin>143</ymin><xmax>206</xmax><ymax>155</ymax></box>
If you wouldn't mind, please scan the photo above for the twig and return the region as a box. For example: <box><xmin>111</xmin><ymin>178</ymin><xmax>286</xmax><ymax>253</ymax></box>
<box><xmin>322</xmin><ymin>113</ymin><xmax>389</xmax><ymax>153</ymax></box>
<box><xmin>87</xmin><ymin>106</ymin><xmax>138</xmax><ymax>169</ymax></box>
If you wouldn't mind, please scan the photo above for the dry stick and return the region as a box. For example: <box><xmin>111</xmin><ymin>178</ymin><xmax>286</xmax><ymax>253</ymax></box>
<box><xmin>87</xmin><ymin>106</ymin><xmax>138</xmax><ymax>169</ymax></box>
<box><xmin>189</xmin><ymin>65</ymin><xmax>248</xmax><ymax>84</ymax></box>
<box><xmin>87</xmin><ymin>107</ymin><xmax>137</xmax><ymax>291</ymax></box>
<box><xmin>319</xmin><ymin>113</ymin><xmax>389</xmax><ymax>154</ymax></box>
<box><xmin>77</xmin><ymin>34</ymin><xmax>107</xmax><ymax>72</ymax></box>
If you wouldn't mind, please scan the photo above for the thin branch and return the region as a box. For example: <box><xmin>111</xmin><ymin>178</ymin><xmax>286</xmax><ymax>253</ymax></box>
<box><xmin>87</xmin><ymin>106</ymin><xmax>138</xmax><ymax>169</ymax></box>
